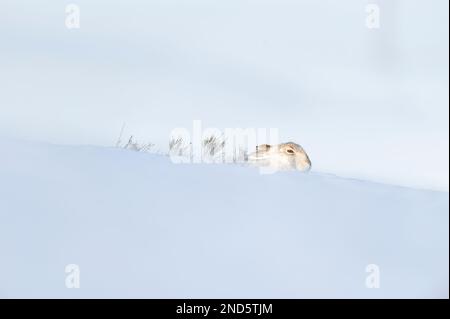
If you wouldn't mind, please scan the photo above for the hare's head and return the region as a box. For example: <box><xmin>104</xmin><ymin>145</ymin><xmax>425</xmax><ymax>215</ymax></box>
<box><xmin>248</xmin><ymin>142</ymin><xmax>312</xmax><ymax>172</ymax></box>
<box><xmin>278</xmin><ymin>142</ymin><xmax>312</xmax><ymax>171</ymax></box>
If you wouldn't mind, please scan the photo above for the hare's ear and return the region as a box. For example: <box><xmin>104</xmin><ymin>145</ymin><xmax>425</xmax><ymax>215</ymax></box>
<box><xmin>256</xmin><ymin>144</ymin><xmax>271</xmax><ymax>152</ymax></box>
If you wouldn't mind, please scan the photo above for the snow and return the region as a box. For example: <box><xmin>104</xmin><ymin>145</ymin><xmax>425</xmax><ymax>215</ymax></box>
<box><xmin>0</xmin><ymin>139</ymin><xmax>448</xmax><ymax>298</ymax></box>
<box><xmin>0</xmin><ymin>0</ymin><xmax>448</xmax><ymax>299</ymax></box>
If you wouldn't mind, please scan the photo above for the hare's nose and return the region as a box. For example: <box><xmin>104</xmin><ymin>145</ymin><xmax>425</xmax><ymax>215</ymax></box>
<box><xmin>301</xmin><ymin>157</ymin><xmax>312</xmax><ymax>171</ymax></box>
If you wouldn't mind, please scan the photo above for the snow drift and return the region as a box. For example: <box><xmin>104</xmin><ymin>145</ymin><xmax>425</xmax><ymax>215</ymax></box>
<box><xmin>0</xmin><ymin>139</ymin><xmax>448</xmax><ymax>298</ymax></box>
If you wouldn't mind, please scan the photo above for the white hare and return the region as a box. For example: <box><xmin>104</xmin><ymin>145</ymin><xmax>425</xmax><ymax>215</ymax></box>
<box><xmin>247</xmin><ymin>142</ymin><xmax>311</xmax><ymax>172</ymax></box>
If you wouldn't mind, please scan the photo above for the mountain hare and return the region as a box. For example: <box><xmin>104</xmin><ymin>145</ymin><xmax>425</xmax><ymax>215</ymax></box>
<box><xmin>247</xmin><ymin>142</ymin><xmax>311</xmax><ymax>172</ymax></box>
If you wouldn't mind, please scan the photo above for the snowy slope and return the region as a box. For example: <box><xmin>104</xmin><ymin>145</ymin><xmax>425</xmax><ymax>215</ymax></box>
<box><xmin>0</xmin><ymin>0</ymin><xmax>448</xmax><ymax>191</ymax></box>
<box><xmin>0</xmin><ymin>139</ymin><xmax>448</xmax><ymax>298</ymax></box>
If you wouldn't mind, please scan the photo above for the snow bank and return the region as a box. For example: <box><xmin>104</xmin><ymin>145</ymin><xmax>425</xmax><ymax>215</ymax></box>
<box><xmin>0</xmin><ymin>139</ymin><xmax>448</xmax><ymax>298</ymax></box>
<box><xmin>0</xmin><ymin>0</ymin><xmax>448</xmax><ymax>191</ymax></box>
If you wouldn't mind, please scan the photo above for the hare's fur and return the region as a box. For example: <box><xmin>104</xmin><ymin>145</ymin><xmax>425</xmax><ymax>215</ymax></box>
<box><xmin>247</xmin><ymin>142</ymin><xmax>311</xmax><ymax>172</ymax></box>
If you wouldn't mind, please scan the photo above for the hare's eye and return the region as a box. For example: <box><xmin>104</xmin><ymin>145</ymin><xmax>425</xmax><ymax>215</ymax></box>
<box><xmin>286</xmin><ymin>149</ymin><xmax>295</xmax><ymax>154</ymax></box>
